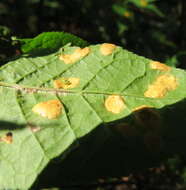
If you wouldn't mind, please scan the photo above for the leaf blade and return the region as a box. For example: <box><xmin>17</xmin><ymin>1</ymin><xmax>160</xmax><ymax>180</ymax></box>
<box><xmin>1</xmin><ymin>43</ymin><xmax>186</xmax><ymax>188</ymax></box>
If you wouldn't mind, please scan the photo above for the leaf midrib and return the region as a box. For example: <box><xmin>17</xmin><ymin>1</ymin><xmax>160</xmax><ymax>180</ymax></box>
<box><xmin>0</xmin><ymin>81</ymin><xmax>181</xmax><ymax>100</ymax></box>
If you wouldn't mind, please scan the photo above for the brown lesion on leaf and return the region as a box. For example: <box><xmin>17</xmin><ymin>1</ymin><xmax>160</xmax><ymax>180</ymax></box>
<box><xmin>144</xmin><ymin>74</ymin><xmax>178</xmax><ymax>98</ymax></box>
<box><xmin>53</xmin><ymin>77</ymin><xmax>80</xmax><ymax>89</ymax></box>
<box><xmin>0</xmin><ymin>132</ymin><xmax>13</xmax><ymax>144</ymax></box>
<box><xmin>100</xmin><ymin>43</ymin><xmax>116</xmax><ymax>56</ymax></box>
<box><xmin>32</xmin><ymin>100</ymin><xmax>62</xmax><ymax>119</ymax></box>
<box><xmin>59</xmin><ymin>47</ymin><xmax>90</xmax><ymax>64</ymax></box>
<box><xmin>150</xmin><ymin>61</ymin><xmax>171</xmax><ymax>71</ymax></box>
<box><xmin>105</xmin><ymin>95</ymin><xmax>125</xmax><ymax>114</ymax></box>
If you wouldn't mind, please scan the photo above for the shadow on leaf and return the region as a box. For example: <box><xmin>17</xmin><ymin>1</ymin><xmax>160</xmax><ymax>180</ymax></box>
<box><xmin>0</xmin><ymin>120</ymin><xmax>25</xmax><ymax>130</ymax></box>
<box><xmin>32</xmin><ymin>98</ymin><xmax>186</xmax><ymax>189</ymax></box>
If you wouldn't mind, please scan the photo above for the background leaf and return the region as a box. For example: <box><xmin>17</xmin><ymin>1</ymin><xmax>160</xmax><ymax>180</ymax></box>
<box><xmin>17</xmin><ymin>32</ymin><xmax>89</xmax><ymax>54</ymax></box>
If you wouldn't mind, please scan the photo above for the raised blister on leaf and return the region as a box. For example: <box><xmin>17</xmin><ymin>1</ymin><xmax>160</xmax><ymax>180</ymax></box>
<box><xmin>59</xmin><ymin>47</ymin><xmax>90</xmax><ymax>64</ymax></box>
<box><xmin>100</xmin><ymin>43</ymin><xmax>116</xmax><ymax>56</ymax></box>
<box><xmin>150</xmin><ymin>61</ymin><xmax>171</xmax><ymax>71</ymax></box>
<box><xmin>54</xmin><ymin>77</ymin><xmax>80</xmax><ymax>89</ymax></box>
<box><xmin>144</xmin><ymin>74</ymin><xmax>178</xmax><ymax>98</ymax></box>
<box><xmin>0</xmin><ymin>132</ymin><xmax>13</xmax><ymax>144</ymax></box>
<box><xmin>32</xmin><ymin>100</ymin><xmax>62</xmax><ymax>119</ymax></box>
<box><xmin>105</xmin><ymin>95</ymin><xmax>125</xmax><ymax>114</ymax></box>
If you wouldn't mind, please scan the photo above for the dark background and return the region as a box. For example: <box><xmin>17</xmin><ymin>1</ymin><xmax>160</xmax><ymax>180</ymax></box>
<box><xmin>1</xmin><ymin>0</ymin><xmax>186</xmax><ymax>65</ymax></box>
<box><xmin>1</xmin><ymin>0</ymin><xmax>186</xmax><ymax>189</ymax></box>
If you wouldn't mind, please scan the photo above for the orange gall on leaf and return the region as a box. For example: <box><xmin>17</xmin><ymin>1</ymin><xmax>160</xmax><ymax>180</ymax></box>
<box><xmin>144</xmin><ymin>74</ymin><xmax>178</xmax><ymax>98</ymax></box>
<box><xmin>150</xmin><ymin>61</ymin><xmax>171</xmax><ymax>71</ymax></box>
<box><xmin>105</xmin><ymin>95</ymin><xmax>125</xmax><ymax>114</ymax></box>
<box><xmin>53</xmin><ymin>77</ymin><xmax>80</xmax><ymax>89</ymax></box>
<box><xmin>100</xmin><ymin>43</ymin><xmax>116</xmax><ymax>56</ymax></box>
<box><xmin>59</xmin><ymin>47</ymin><xmax>90</xmax><ymax>64</ymax></box>
<box><xmin>32</xmin><ymin>100</ymin><xmax>62</xmax><ymax>119</ymax></box>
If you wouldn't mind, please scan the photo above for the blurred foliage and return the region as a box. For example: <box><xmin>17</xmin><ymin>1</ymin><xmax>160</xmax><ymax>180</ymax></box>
<box><xmin>1</xmin><ymin>0</ymin><xmax>186</xmax><ymax>189</ymax></box>
<box><xmin>17</xmin><ymin>32</ymin><xmax>89</xmax><ymax>54</ymax></box>
<box><xmin>0</xmin><ymin>25</ymin><xmax>19</xmax><ymax>63</ymax></box>
<box><xmin>0</xmin><ymin>0</ymin><xmax>186</xmax><ymax>65</ymax></box>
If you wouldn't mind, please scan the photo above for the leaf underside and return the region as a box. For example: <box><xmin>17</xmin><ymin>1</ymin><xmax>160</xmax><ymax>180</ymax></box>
<box><xmin>0</xmin><ymin>44</ymin><xmax>186</xmax><ymax>189</ymax></box>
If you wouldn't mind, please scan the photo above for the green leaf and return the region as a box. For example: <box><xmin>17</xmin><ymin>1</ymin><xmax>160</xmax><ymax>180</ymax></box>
<box><xmin>128</xmin><ymin>0</ymin><xmax>164</xmax><ymax>17</ymax></box>
<box><xmin>166</xmin><ymin>52</ymin><xmax>186</xmax><ymax>68</ymax></box>
<box><xmin>1</xmin><ymin>43</ymin><xmax>186</xmax><ymax>189</ymax></box>
<box><xmin>17</xmin><ymin>32</ymin><xmax>89</xmax><ymax>54</ymax></box>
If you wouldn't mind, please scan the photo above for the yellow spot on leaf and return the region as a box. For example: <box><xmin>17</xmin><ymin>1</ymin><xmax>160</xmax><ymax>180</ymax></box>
<box><xmin>105</xmin><ymin>95</ymin><xmax>125</xmax><ymax>114</ymax></box>
<box><xmin>144</xmin><ymin>75</ymin><xmax>178</xmax><ymax>98</ymax></box>
<box><xmin>59</xmin><ymin>47</ymin><xmax>90</xmax><ymax>64</ymax></box>
<box><xmin>133</xmin><ymin>105</ymin><xmax>151</xmax><ymax>112</ymax></box>
<box><xmin>150</xmin><ymin>61</ymin><xmax>171</xmax><ymax>71</ymax></box>
<box><xmin>100</xmin><ymin>43</ymin><xmax>116</xmax><ymax>56</ymax></box>
<box><xmin>54</xmin><ymin>77</ymin><xmax>80</xmax><ymax>89</ymax></box>
<box><xmin>0</xmin><ymin>132</ymin><xmax>13</xmax><ymax>144</ymax></box>
<box><xmin>32</xmin><ymin>100</ymin><xmax>62</xmax><ymax>119</ymax></box>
